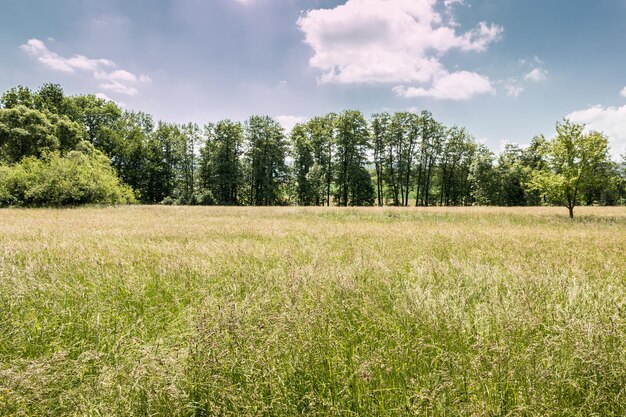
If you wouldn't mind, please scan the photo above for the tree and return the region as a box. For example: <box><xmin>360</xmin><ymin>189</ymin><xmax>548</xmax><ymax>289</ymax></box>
<box><xmin>142</xmin><ymin>122</ymin><xmax>183</xmax><ymax>203</ymax></box>
<box><xmin>65</xmin><ymin>94</ymin><xmax>122</xmax><ymax>151</ymax></box>
<box><xmin>385</xmin><ymin>112</ymin><xmax>419</xmax><ymax>206</ymax></box>
<box><xmin>370</xmin><ymin>113</ymin><xmax>390</xmax><ymax>206</ymax></box>
<box><xmin>439</xmin><ymin>127</ymin><xmax>474</xmax><ymax>206</ymax></box>
<box><xmin>35</xmin><ymin>83</ymin><xmax>68</xmax><ymax>115</ymax></box>
<box><xmin>291</xmin><ymin>123</ymin><xmax>317</xmax><ymax>206</ymax></box>
<box><xmin>201</xmin><ymin>120</ymin><xmax>243</xmax><ymax>205</ymax></box>
<box><xmin>333</xmin><ymin>110</ymin><xmax>371</xmax><ymax>206</ymax></box>
<box><xmin>469</xmin><ymin>145</ymin><xmax>498</xmax><ymax>205</ymax></box>
<box><xmin>307</xmin><ymin>114</ymin><xmax>336</xmax><ymax>206</ymax></box>
<box><xmin>1</xmin><ymin>85</ymin><xmax>36</xmax><ymax>109</ymax></box>
<box><xmin>244</xmin><ymin>116</ymin><xmax>287</xmax><ymax>206</ymax></box>
<box><xmin>180</xmin><ymin>123</ymin><xmax>202</xmax><ymax>203</ymax></box>
<box><xmin>0</xmin><ymin>105</ymin><xmax>60</xmax><ymax>163</ymax></box>
<box><xmin>530</xmin><ymin>120</ymin><xmax>611</xmax><ymax>219</ymax></box>
<box><xmin>496</xmin><ymin>144</ymin><xmax>529</xmax><ymax>206</ymax></box>
<box><xmin>108</xmin><ymin>111</ymin><xmax>153</xmax><ymax>201</ymax></box>
<box><xmin>349</xmin><ymin>166</ymin><xmax>375</xmax><ymax>206</ymax></box>
<box><xmin>415</xmin><ymin>112</ymin><xmax>444</xmax><ymax>206</ymax></box>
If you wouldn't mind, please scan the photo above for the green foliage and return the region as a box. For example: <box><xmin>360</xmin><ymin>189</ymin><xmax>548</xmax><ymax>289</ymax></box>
<box><xmin>349</xmin><ymin>165</ymin><xmax>376</xmax><ymax>206</ymax></box>
<box><xmin>469</xmin><ymin>145</ymin><xmax>499</xmax><ymax>205</ymax></box>
<box><xmin>201</xmin><ymin>120</ymin><xmax>243</xmax><ymax>205</ymax></box>
<box><xmin>438</xmin><ymin>127</ymin><xmax>475</xmax><ymax>206</ymax></box>
<box><xmin>1</xmin><ymin>85</ymin><xmax>37</xmax><ymax>109</ymax></box>
<box><xmin>0</xmin><ymin>142</ymin><xmax>135</xmax><ymax>207</ymax></box>
<box><xmin>531</xmin><ymin>120</ymin><xmax>611</xmax><ymax>218</ymax></box>
<box><xmin>0</xmin><ymin>105</ymin><xmax>60</xmax><ymax>163</ymax></box>
<box><xmin>65</xmin><ymin>94</ymin><xmax>122</xmax><ymax>148</ymax></box>
<box><xmin>291</xmin><ymin>123</ymin><xmax>317</xmax><ymax>205</ymax></box>
<box><xmin>305</xmin><ymin>114</ymin><xmax>337</xmax><ymax>206</ymax></box>
<box><xmin>371</xmin><ymin>112</ymin><xmax>390</xmax><ymax>206</ymax></box>
<box><xmin>381</xmin><ymin>112</ymin><xmax>421</xmax><ymax>206</ymax></box>
<box><xmin>0</xmin><ymin>84</ymin><xmax>623</xmax><ymax>210</ymax></box>
<box><xmin>244</xmin><ymin>115</ymin><xmax>288</xmax><ymax>206</ymax></box>
<box><xmin>333</xmin><ymin>110</ymin><xmax>371</xmax><ymax>206</ymax></box>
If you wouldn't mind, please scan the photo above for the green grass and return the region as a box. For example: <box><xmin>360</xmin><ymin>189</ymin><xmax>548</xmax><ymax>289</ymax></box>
<box><xmin>1</xmin><ymin>206</ymin><xmax>625</xmax><ymax>416</ymax></box>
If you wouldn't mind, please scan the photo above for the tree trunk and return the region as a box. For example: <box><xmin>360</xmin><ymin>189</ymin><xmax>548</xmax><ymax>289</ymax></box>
<box><xmin>568</xmin><ymin>206</ymin><xmax>574</xmax><ymax>219</ymax></box>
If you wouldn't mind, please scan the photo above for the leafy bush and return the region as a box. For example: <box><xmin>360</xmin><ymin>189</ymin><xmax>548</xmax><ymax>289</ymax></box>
<box><xmin>0</xmin><ymin>141</ymin><xmax>135</xmax><ymax>207</ymax></box>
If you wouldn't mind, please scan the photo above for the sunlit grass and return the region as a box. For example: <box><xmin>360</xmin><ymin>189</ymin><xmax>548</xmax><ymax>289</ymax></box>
<box><xmin>1</xmin><ymin>206</ymin><xmax>625</xmax><ymax>416</ymax></box>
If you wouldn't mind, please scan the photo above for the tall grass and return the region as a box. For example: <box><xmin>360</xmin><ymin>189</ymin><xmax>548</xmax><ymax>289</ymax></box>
<box><xmin>1</xmin><ymin>206</ymin><xmax>625</xmax><ymax>416</ymax></box>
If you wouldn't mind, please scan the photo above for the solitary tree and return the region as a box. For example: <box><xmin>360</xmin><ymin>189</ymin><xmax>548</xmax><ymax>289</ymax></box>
<box><xmin>531</xmin><ymin>120</ymin><xmax>611</xmax><ymax>219</ymax></box>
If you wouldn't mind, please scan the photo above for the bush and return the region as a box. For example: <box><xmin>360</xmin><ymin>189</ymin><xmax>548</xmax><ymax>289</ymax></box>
<box><xmin>0</xmin><ymin>141</ymin><xmax>136</xmax><ymax>207</ymax></box>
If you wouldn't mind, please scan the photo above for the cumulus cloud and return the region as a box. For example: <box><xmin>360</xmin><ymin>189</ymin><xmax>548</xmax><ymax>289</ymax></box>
<box><xmin>567</xmin><ymin>105</ymin><xmax>626</xmax><ymax>157</ymax></box>
<box><xmin>524</xmin><ymin>68</ymin><xmax>548</xmax><ymax>82</ymax></box>
<box><xmin>297</xmin><ymin>0</ymin><xmax>502</xmax><ymax>100</ymax></box>
<box><xmin>21</xmin><ymin>38</ymin><xmax>150</xmax><ymax>96</ymax></box>
<box><xmin>276</xmin><ymin>115</ymin><xmax>308</xmax><ymax>133</ymax></box>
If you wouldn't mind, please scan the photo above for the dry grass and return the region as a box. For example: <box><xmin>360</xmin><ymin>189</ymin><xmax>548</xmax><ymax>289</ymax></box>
<box><xmin>1</xmin><ymin>206</ymin><xmax>625</xmax><ymax>416</ymax></box>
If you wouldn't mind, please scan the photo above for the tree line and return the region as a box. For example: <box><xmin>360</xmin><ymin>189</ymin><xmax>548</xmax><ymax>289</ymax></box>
<box><xmin>0</xmin><ymin>84</ymin><xmax>625</xmax><ymax>215</ymax></box>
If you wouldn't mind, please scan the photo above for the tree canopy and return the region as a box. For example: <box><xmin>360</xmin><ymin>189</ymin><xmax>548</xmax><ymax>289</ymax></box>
<box><xmin>530</xmin><ymin>120</ymin><xmax>612</xmax><ymax>218</ymax></box>
<box><xmin>0</xmin><ymin>83</ymin><xmax>624</xmax><ymax>212</ymax></box>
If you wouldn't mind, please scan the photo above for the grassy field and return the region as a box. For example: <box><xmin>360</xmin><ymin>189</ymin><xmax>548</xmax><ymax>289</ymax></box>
<box><xmin>1</xmin><ymin>206</ymin><xmax>625</xmax><ymax>416</ymax></box>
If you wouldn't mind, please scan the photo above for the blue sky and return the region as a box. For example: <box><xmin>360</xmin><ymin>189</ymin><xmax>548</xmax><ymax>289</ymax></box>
<box><xmin>1</xmin><ymin>0</ymin><xmax>625</xmax><ymax>156</ymax></box>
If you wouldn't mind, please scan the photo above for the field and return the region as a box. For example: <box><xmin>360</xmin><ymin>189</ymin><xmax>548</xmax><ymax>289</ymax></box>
<box><xmin>1</xmin><ymin>206</ymin><xmax>625</xmax><ymax>416</ymax></box>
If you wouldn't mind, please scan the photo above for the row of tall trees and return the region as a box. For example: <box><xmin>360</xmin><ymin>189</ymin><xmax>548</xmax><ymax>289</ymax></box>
<box><xmin>1</xmin><ymin>84</ymin><xmax>625</xmax><ymax>212</ymax></box>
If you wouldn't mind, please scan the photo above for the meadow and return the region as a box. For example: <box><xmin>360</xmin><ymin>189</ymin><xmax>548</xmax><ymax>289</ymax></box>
<box><xmin>1</xmin><ymin>206</ymin><xmax>625</xmax><ymax>416</ymax></box>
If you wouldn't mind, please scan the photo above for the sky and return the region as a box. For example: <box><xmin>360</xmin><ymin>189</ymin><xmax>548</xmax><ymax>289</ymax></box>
<box><xmin>1</xmin><ymin>0</ymin><xmax>626</xmax><ymax>157</ymax></box>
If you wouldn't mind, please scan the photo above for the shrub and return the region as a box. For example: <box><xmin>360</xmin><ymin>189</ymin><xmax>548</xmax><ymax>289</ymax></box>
<box><xmin>0</xmin><ymin>141</ymin><xmax>136</xmax><ymax>207</ymax></box>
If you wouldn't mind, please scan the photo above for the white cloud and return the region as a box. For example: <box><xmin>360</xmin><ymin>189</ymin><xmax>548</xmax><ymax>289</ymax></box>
<box><xmin>505</xmin><ymin>84</ymin><xmax>524</xmax><ymax>98</ymax></box>
<box><xmin>233</xmin><ymin>0</ymin><xmax>255</xmax><ymax>4</ymax></box>
<box><xmin>566</xmin><ymin>105</ymin><xmax>626</xmax><ymax>157</ymax></box>
<box><xmin>276</xmin><ymin>115</ymin><xmax>308</xmax><ymax>133</ymax></box>
<box><xmin>393</xmin><ymin>70</ymin><xmax>494</xmax><ymax>100</ymax></box>
<box><xmin>443</xmin><ymin>0</ymin><xmax>464</xmax><ymax>7</ymax></box>
<box><xmin>95</xmin><ymin>92</ymin><xmax>113</xmax><ymax>101</ymax></box>
<box><xmin>95</xmin><ymin>92</ymin><xmax>126</xmax><ymax>107</ymax></box>
<box><xmin>95</xmin><ymin>69</ymin><xmax>137</xmax><ymax>82</ymax></box>
<box><xmin>499</xmin><ymin>76</ymin><xmax>524</xmax><ymax>98</ymax></box>
<box><xmin>21</xmin><ymin>39</ymin><xmax>113</xmax><ymax>73</ymax></box>
<box><xmin>518</xmin><ymin>55</ymin><xmax>544</xmax><ymax>66</ymax></box>
<box><xmin>95</xmin><ymin>69</ymin><xmax>152</xmax><ymax>85</ymax></box>
<box><xmin>297</xmin><ymin>0</ymin><xmax>502</xmax><ymax>100</ymax></box>
<box><xmin>621</xmin><ymin>86</ymin><xmax>626</xmax><ymax>98</ymax></box>
<box><xmin>21</xmin><ymin>38</ymin><xmax>149</xmax><ymax>97</ymax></box>
<box><xmin>498</xmin><ymin>56</ymin><xmax>546</xmax><ymax>98</ymax></box>
<box><xmin>524</xmin><ymin>68</ymin><xmax>548</xmax><ymax>82</ymax></box>
<box><xmin>100</xmin><ymin>81</ymin><xmax>139</xmax><ymax>96</ymax></box>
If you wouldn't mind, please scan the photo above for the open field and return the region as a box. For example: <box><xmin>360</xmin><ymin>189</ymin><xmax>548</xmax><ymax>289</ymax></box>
<box><xmin>1</xmin><ymin>206</ymin><xmax>625</xmax><ymax>416</ymax></box>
